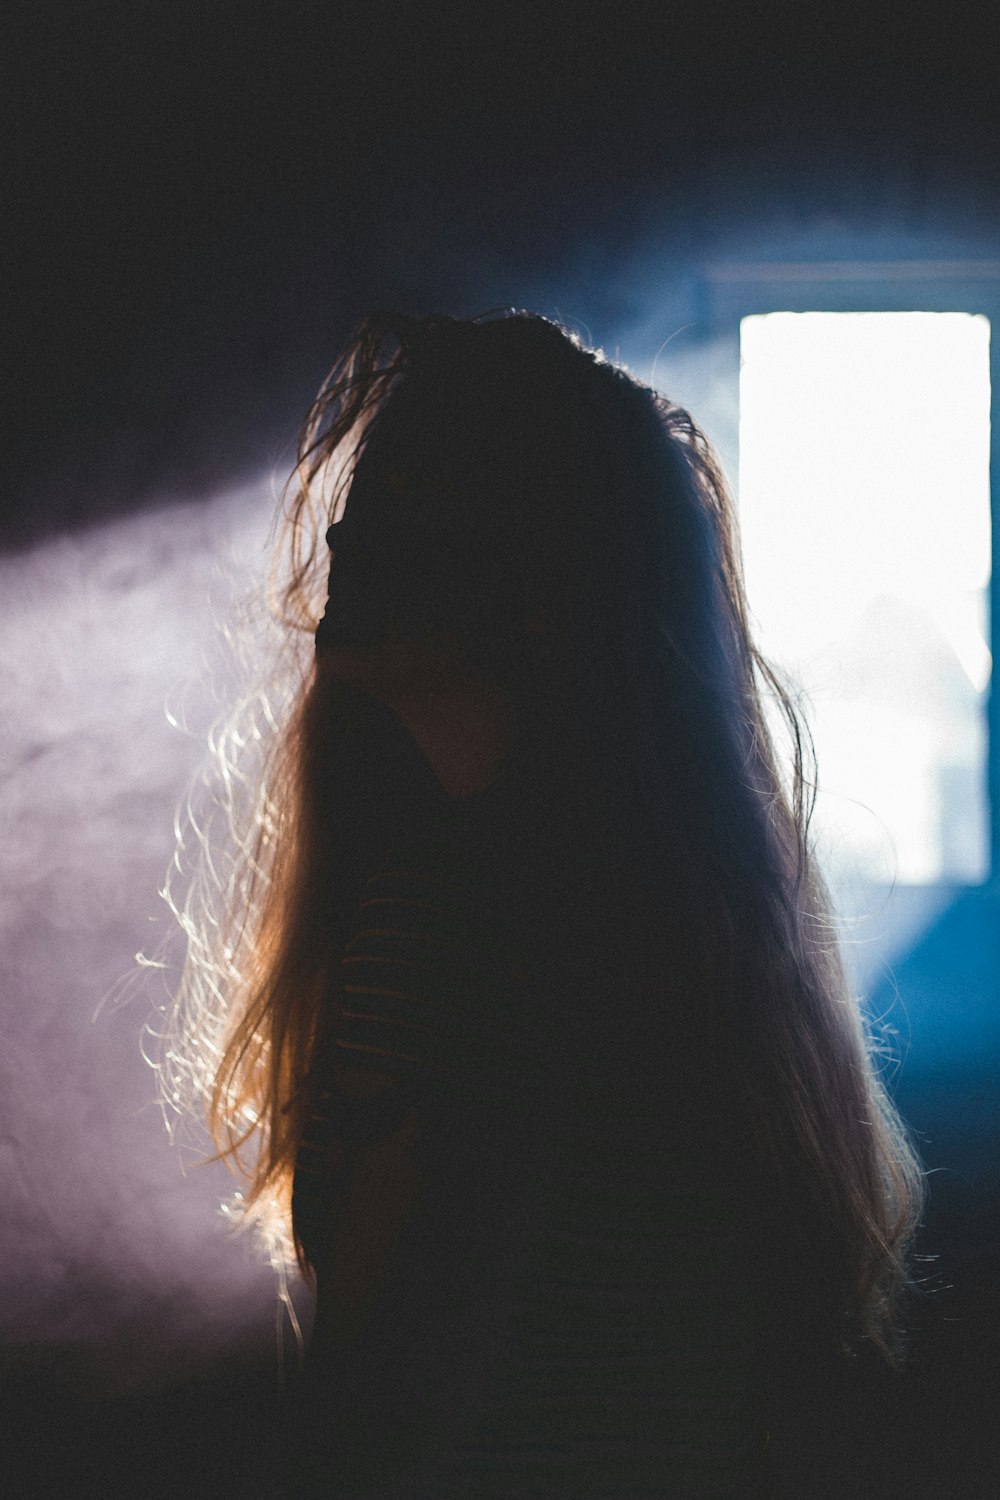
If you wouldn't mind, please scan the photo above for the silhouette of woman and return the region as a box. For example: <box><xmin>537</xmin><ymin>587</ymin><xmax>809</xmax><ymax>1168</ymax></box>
<box><xmin>163</xmin><ymin>311</ymin><xmax>923</xmax><ymax>1496</ymax></box>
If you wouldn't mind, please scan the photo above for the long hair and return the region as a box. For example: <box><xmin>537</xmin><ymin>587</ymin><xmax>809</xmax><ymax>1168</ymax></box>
<box><xmin>159</xmin><ymin>310</ymin><xmax>924</xmax><ymax>1363</ymax></box>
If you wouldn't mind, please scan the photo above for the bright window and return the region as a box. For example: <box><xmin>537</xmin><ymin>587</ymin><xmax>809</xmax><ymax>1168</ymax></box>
<box><xmin>738</xmin><ymin>311</ymin><xmax>992</xmax><ymax>885</ymax></box>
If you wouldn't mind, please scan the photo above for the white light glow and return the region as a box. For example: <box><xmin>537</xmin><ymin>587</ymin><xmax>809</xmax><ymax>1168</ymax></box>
<box><xmin>739</xmin><ymin>311</ymin><xmax>992</xmax><ymax>885</ymax></box>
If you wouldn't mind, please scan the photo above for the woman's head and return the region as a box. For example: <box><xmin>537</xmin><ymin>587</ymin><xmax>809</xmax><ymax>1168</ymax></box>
<box><xmin>165</xmin><ymin>310</ymin><xmax>924</xmax><ymax>1364</ymax></box>
<box><xmin>283</xmin><ymin>313</ymin><xmax>758</xmax><ymax>865</ymax></box>
<box><xmin>307</xmin><ymin>313</ymin><xmax>610</xmax><ymax>680</ymax></box>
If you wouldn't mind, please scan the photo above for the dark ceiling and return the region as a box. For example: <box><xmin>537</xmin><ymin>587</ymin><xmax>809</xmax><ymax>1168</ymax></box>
<box><xmin>4</xmin><ymin>0</ymin><xmax>1000</xmax><ymax>546</ymax></box>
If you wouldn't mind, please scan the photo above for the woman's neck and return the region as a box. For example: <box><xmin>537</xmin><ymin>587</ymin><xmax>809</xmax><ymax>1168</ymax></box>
<box><xmin>318</xmin><ymin>631</ymin><xmax>520</xmax><ymax>801</ymax></box>
<box><xmin>386</xmin><ymin>682</ymin><xmax>519</xmax><ymax>800</ymax></box>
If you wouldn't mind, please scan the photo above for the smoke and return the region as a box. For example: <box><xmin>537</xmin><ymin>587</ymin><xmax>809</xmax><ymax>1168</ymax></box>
<box><xmin>0</xmin><ymin>313</ymin><xmax>767</xmax><ymax>1414</ymax></box>
<box><xmin>0</xmin><ymin>305</ymin><xmax>742</xmax><ymax>1407</ymax></box>
<box><xmin>0</xmin><ymin>475</ymin><xmax>310</xmax><ymax>1398</ymax></box>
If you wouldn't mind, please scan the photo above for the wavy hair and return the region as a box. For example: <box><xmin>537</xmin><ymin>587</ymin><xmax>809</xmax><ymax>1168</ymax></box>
<box><xmin>158</xmin><ymin>310</ymin><xmax>924</xmax><ymax>1364</ymax></box>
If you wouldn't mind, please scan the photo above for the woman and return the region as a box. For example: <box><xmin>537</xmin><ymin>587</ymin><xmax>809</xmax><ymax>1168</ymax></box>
<box><xmin>162</xmin><ymin>311</ymin><xmax>924</xmax><ymax>1496</ymax></box>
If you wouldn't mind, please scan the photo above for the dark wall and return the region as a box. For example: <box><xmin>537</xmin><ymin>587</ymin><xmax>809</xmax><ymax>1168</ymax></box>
<box><xmin>6</xmin><ymin>1</ymin><xmax>1000</xmax><ymax>545</ymax></box>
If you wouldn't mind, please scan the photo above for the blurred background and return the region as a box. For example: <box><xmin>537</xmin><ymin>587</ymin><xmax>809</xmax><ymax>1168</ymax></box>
<box><xmin>2</xmin><ymin>3</ymin><xmax>998</xmax><ymax>1494</ymax></box>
